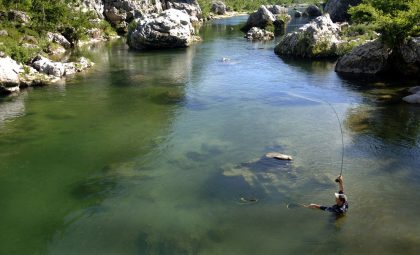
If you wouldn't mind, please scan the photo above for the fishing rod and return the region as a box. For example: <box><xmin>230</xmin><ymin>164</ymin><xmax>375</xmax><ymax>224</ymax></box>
<box><xmin>323</xmin><ymin>100</ymin><xmax>345</xmax><ymax>181</ymax></box>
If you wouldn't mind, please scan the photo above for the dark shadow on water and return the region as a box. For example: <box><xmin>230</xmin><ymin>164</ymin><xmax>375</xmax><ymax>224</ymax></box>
<box><xmin>280</xmin><ymin>57</ymin><xmax>337</xmax><ymax>75</ymax></box>
<box><xmin>343</xmin><ymin>77</ymin><xmax>420</xmax><ymax>146</ymax></box>
<box><xmin>71</xmin><ymin>176</ymin><xmax>118</xmax><ymax>201</ymax></box>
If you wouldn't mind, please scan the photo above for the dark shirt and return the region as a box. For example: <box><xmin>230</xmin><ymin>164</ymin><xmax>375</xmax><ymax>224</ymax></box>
<box><xmin>319</xmin><ymin>191</ymin><xmax>348</xmax><ymax>215</ymax></box>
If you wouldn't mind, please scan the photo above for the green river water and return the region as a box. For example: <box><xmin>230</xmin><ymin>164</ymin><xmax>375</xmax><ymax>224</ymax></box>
<box><xmin>1</xmin><ymin>16</ymin><xmax>420</xmax><ymax>255</ymax></box>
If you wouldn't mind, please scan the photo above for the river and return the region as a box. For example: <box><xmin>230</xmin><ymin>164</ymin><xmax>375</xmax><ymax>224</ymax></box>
<box><xmin>1</xmin><ymin>16</ymin><xmax>420</xmax><ymax>255</ymax></box>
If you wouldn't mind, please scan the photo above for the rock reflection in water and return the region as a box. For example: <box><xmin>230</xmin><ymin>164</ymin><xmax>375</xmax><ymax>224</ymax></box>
<box><xmin>0</xmin><ymin>94</ymin><xmax>26</xmax><ymax>126</ymax></box>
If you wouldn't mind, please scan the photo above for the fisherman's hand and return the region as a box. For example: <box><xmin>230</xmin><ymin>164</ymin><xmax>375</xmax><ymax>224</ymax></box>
<box><xmin>337</xmin><ymin>175</ymin><xmax>343</xmax><ymax>183</ymax></box>
<box><xmin>308</xmin><ymin>204</ymin><xmax>319</xmax><ymax>209</ymax></box>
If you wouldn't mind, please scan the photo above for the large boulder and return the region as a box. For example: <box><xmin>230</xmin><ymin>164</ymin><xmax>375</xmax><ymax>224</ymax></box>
<box><xmin>335</xmin><ymin>37</ymin><xmax>420</xmax><ymax>77</ymax></box>
<box><xmin>32</xmin><ymin>56</ymin><xmax>66</xmax><ymax>77</ymax></box>
<box><xmin>241</xmin><ymin>5</ymin><xmax>275</xmax><ymax>32</ymax></box>
<box><xmin>165</xmin><ymin>0</ymin><xmax>202</xmax><ymax>22</ymax></box>
<box><xmin>304</xmin><ymin>5</ymin><xmax>322</xmax><ymax>17</ymax></box>
<box><xmin>211</xmin><ymin>1</ymin><xmax>226</xmax><ymax>15</ymax></box>
<box><xmin>47</xmin><ymin>32</ymin><xmax>72</xmax><ymax>49</ymax></box>
<box><xmin>7</xmin><ymin>10</ymin><xmax>30</xmax><ymax>24</ymax></box>
<box><xmin>324</xmin><ymin>0</ymin><xmax>362</xmax><ymax>22</ymax></box>
<box><xmin>395</xmin><ymin>37</ymin><xmax>420</xmax><ymax>77</ymax></box>
<box><xmin>77</xmin><ymin>0</ymin><xmax>105</xmax><ymax>18</ymax></box>
<box><xmin>241</xmin><ymin>5</ymin><xmax>290</xmax><ymax>33</ymax></box>
<box><xmin>32</xmin><ymin>56</ymin><xmax>94</xmax><ymax>77</ymax></box>
<box><xmin>103</xmin><ymin>0</ymin><xmax>202</xmax><ymax>32</ymax></box>
<box><xmin>266</xmin><ymin>5</ymin><xmax>288</xmax><ymax>15</ymax></box>
<box><xmin>274</xmin><ymin>14</ymin><xmax>341</xmax><ymax>58</ymax></box>
<box><xmin>104</xmin><ymin>0</ymin><xmax>163</xmax><ymax>30</ymax></box>
<box><xmin>335</xmin><ymin>39</ymin><xmax>392</xmax><ymax>75</ymax></box>
<box><xmin>127</xmin><ymin>9</ymin><xmax>195</xmax><ymax>50</ymax></box>
<box><xmin>245</xmin><ymin>27</ymin><xmax>274</xmax><ymax>41</ymax></box>
<box><xmin>0</xmin><ymin>55</ymin><xmax>22</xmax><ymax>87</ymax></box>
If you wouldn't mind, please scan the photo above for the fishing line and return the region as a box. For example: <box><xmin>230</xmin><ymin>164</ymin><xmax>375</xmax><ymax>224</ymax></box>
<box><xmin>295</xmin><ymin>93</ymin><xmax>345</xmax><ymax>177</ymax></box>
<box><xmin>286</xmin><ymin>202</ymin><xmax>307</xmax><ymax>209</ymax></box>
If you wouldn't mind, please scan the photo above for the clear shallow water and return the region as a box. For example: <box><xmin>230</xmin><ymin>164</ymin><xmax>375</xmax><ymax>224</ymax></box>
<box><xmin>1</xmin><ymin>16</ymin><xmax>420</xmax><ymax>255</ymax></box>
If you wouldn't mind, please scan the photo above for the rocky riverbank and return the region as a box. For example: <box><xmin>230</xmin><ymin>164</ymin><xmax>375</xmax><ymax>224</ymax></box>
<box><xmin>0</xmin><ymin>0</ymin><xmax>206</xmax><ymax>96</ymax></box>
<box><xmin>0</xmin><ymin>53</ymin><xmax>94</xmax><ymax>95</ymax></box>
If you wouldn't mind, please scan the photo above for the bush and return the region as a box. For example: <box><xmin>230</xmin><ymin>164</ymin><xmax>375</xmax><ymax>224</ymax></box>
<box><xmin>349</xmin><ymin>0</ymin><xmax>420</xmax><ymax>46</ymax></box>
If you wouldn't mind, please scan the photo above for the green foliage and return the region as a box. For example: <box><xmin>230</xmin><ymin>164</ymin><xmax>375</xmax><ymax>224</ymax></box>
<box><xmin>0</xmin><ymin>39</ymin><xmax>38</xmax><ymax>63</ymax></box>
<box><xmin>0</xmin><ymin>0</ymin><xmax>117</xmax><ymax>63</ymax></box>
<box><xmin>98</xmin><ymin>20</ymin><xmax>117</xmax><ymax>37</ymax></box>
<box><xmin>336</xmin><ymin>39</ymin><xmax>364</xmax><ymax>56</ymax></box>
<box><xmin>349</xmin><ymin>0</ymin><xmax>420</xmax><ymax>46</ymax></box>
<box><xmin>311</xmin><ymin>38</ymin><xmax>335</xmax><ymax>57</ymax></box>
<box><xmin>342</xmin><ymin>23</ymin><xmax>377</xmax><ymax>37</ymax></box>
<box><xmin>348</xmin><ymin>3</ymin><xmax>379</xmax><ymax>23</ymax></box>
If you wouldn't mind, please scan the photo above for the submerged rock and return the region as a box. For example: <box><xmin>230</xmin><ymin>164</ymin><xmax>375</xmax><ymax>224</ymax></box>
<box><xmin>324</xmin><ymin>0</ymin><xmax>362</xmax><ymax>22</ymax></box>
<box><xmin>245</xmin><ymin>27</ymin><xmax>274</xmax><ymax>41</ymax></box>
<box><xmin>274</xmin><ymin>14</ymin><xmax>341</xmax><ymax>58</ymax></box>
<box><xmin>265</xmin><ymin>152</ymin><xmax>293</xmax><ymax>160</ymax></box>
<box><xmin>128</xmin><ymin>9</ymin><xmax>195</xmax><ymax>50</ymax></box>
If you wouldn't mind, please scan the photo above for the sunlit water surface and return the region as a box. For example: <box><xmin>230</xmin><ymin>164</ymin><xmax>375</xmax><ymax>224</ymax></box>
<box><xmin>1</xmin><ymin>16</ymin><xmax>420</xmax><ymax>255</ymax></box>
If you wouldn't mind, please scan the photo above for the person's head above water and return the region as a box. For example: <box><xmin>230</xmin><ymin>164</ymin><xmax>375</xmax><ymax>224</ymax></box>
<box><xmin>335</xmin><ymin>193</ymin><xmax>347</xmax><ymax>206</ymax></box>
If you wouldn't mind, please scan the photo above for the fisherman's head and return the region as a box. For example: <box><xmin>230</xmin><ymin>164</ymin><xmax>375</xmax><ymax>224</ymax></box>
<box><xmin>335</xmin><ymin>193</ymin><xmax>347</xmax><ymax>206</ymax></box>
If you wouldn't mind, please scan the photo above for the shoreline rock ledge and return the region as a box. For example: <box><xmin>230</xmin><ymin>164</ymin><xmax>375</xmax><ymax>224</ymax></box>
<box><xmin>127</xmin><ymin>9</ymin><xmax>197</xmax><ymax>50</ymax></box>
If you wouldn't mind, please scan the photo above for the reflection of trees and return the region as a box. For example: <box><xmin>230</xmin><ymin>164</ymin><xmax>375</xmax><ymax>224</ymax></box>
<box><xmin>345</xmin><ymin>104</ymin><xmax>420</xmax><ymax>145</ymax></box>
<box><xmin>342</xmin><ymin>77</ymin><xmax>420</xmax><ymax>145</ymax></box>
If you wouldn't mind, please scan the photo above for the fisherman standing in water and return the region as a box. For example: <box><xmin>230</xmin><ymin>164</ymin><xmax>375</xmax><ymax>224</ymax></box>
<box><xmin>308</xmin><ymin>175</ymin><xmax>348</xmax><ymax>215</ymax></box>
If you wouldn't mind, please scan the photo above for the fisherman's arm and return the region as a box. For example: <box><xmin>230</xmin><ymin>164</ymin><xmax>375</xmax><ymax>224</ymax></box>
<box><xmin>337</xmin><ymin>175</ymin><xmax>344</xmax><ymax>193</ymax></box>
<box><xmin>308</xmin><ymin>204</ymin><xmax>337</xmax><ymax>212</ymax></box>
